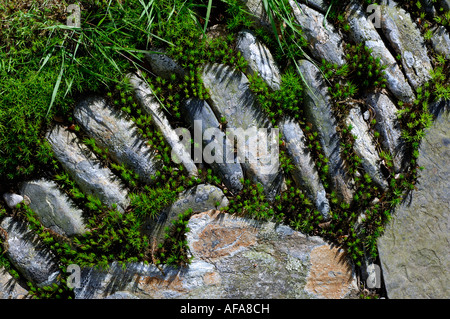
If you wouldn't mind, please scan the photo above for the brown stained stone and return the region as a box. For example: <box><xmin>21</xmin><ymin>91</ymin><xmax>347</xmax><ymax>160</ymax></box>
<box><xmin>305</xmin><ymin>245</ymin><xmax>356</xmax><ymax>299</ymax></box>
<box><xmin>202</xmin><ymin>272</ymin><xmax>222</xmax><ymax>286</ymax></box>
<box><xmin>137</xmin><ymin>273</ymin><xmax>187</xmax><ymax>296</ymax></box>
<box><xmin>190</xmin><ymin>211</ymin><xmax>258</xmax><ymax>261</ymax></box>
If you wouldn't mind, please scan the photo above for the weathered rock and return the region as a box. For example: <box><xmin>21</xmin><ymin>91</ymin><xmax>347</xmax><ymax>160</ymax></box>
<box><xmin>0</xmin><ymin>217</ymin><xmax>60</xmax><ymax>288</ymax></box>
<box><xmin>299</xmin><ymin>0</ymin><xmax>328</xmax><ymax>12</ymax></box>
<box><xmin>127</xmin><ymin>72</ymin><xmax>198</xmax><ymax>177</ymax></box>
<box><xmin>20</xmin><ymin>179</ymin><xmax>87</xmax><ymax>237</ymax></box>
<box><xmin>144</xmin><ymin>49</ymin><xmax>186</xmax><ymax>80</ymax></box>
<box><xmin>297</xmin><ymin>59</ymin><xmax>354</xmax><ymax>203</ymax></box>
<box><xmin>431</xmin><ymin>26</ymin><xmax>450</xmax><ymax>59</ymax></box>
<box><xmin>365</xmin><ymin>93</ymin><xmax>404</xmax><ymax>173</ymax></box>
<box><xmin>377</xmin><ymin>109</ymin><xmax>450</xmax><ymax>298</ymax></box>
<box><xmin>241</xmin><ymin>0</ymin><xmax>270</xmax><ymax>31</ymax></box>
<box><xmin>74</xmin><ymin>96</ymin><xmax>162</xmax><ymax>185</ymax></box>
<box><xmin>181</xmin><ymin>99</ymin><xmax>244</xmax><ymax>193</ymax></box>
<box><xmin>46</xmin><ymin>125</ymin><xmax>130</xmax><ymax>212</ymax></box>
<box><xmin>2</xmin><ymin>193</ymin><xmax>24</xmax><ymax>209</ymax></box>
<box><xmin>279</xmin><ymin>118</ymin><xmax>330</xmax><ymax>219</ymax></box>
<box><xmin>186</xmin><ymin>211</ymin><xmax>359</xmax><ymax>298</ymax></box>
<box><xmin>74</xmin><ymin>210</ymin><xmax>359</xmax><ymax>299</ymax></box>
<box><xmin>380</xmin><ymin>5</ymin><xmax>433</xmax><ymax>90</ymax></box>
<box><xmin>0</xmin><ymin>267</ymin><xmax>29</xmax><ymax>299</ymax></box>
<box><xmin>346</xmin><ymin>106</ymin><xmax>388</xmax><ymax>190</ymax></box>
<box><xmin>290</xmin><ymin>1</ymin><xmax>347</xmax><ymax>66</ymax></box>
<box><xmin>345</xmin><ymin>1</ymin><xmax>415</xmax><ymax>103</ymax></box>
<box><xmin>141</xmin><ymin>184</ymin><xmax>228</xmax><ymax>246</ymax></box>
<box><xmin>236</xmin><ymin>30</ymin><xmax>281</xmax><ymax>91</ymax></box>
<box><xmin>201</xmin><ymin>63</ymin><xmax>283</xmax><ymax>200</ymax></box>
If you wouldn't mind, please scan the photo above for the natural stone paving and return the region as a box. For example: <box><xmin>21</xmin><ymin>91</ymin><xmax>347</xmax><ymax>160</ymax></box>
<box><xmin>20</xmin><ymin>179</ymin><xmax>87</xmax><ymax>237</ymax></box>
<box><xmin>380</xmin><ymin>4</ymin><xmax>433</xmax><ymax>90</ymax></box>
<box><xmin>201</xmin><ymin>63</ymin><xmax>283</xmax><ymax>200</ymax></box>
<box><xmin>377</xmin><ymin>109</ymin><xmax>450</xmax><ymax>299</ymax></box>
<box><xmin>290</xmin><ymin>1</ymin><xmax>347</xmax><ymax>67</ymax></box>
<box><xmin>298</xmin><ymin>59</ymin><xmax>354</xmax><ymax>203</ymax></box>
<box><xmin>74</xmin><ymin>96</ymin><xmax>162</xmax><ymax>185</ymax></box>
<box><xmin>128</xmin><ymin>72</ymin><xmax>199</xmax><ymax>177</ymax></box>
<box><xmin>279</xmin><ymin>118</ymin><xmax>330</xmax><ymax>219</ymax></box>
<box><xmin>345</xmin><ymin>1</ymin><xmax>416</xmax><ymax>103</ymax></box>
<box><xmin>0</xmin><ymin>217</ymin><xmax>61</xmax><ymax>288</ymax></box>
<box><xmin>46</xmin><ymin>125</ymin><xmax>130</xmax><ymax>212</ymax></box>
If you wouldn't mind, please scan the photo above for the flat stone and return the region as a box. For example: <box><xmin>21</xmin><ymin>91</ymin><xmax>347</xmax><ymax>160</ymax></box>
<box><xmin>380</xmin><ymin>5</ymin><xmax>433</xmax><ymax>90</ymax></box>
<box><xmin>46</xmin><ymin>125</ymin><xmax>130</xmax><ymax>212</ymax></box>
<box><xmin>127</xmin><ymin>72</ymin><xmax>198</xmax><ymax>177</ymax></box>
<box><xmin>297</xmin><ymin>59</ymin><xmax>354</xmax><ymax>203</ymax></box>
<box><xmin>345</xmin><ymin>1</ymin><xmax>415</xmax><ymax>103</ymax></box>
<box><xmin>181</xmin><ymin>98</ymin><xmax>244</xmax><ymax>193</ymax></box>
<box><xmin>2</xmin><ymin>193</ymin><xmax>24</xmax><ymax>209</ymax></box>
<box><xmin>346</xmin><ymin>106</ymin><xmax>388</xmax><ymax>190</ymax></box>
<box><xmin>431</xmin><ymin>26</ymin><xmax>450</xmax><ymax>59</ymax></box>
<box><xmin>377</xmin><ymin>109</ymin><xmax>450</xmax><ymax>298</ymax></box>
<box><xmin>290</xmin><ymin>1</ymin><xmax>347</xmax><ymax>66</ymax></box>
<box><xmin>365</xmin><ymin>93</ymin><xmax>404</xmax><ymax>173</ymax></box>
<box><xmin>74</xmin><ymin>96</ymin><xmax>162</xmax><ymax>185</ymax></box>
<box><xmin>145</xmin><ymin>49</ymin><xmax>186</xmax><ymax>80</ymax></box>
<box><xmin>20</xmin><ymin>179</ymin><xmax>87</xmax><ymax>237</ymax></box>
<box><xmin>236</xmin><ymin>30</ymin><xmax>281</xmax><ymax>91</ymax></box>
<box><xmin>74</xmin><ymin>211</ymin><xmax>359</xmax><ymax>299</ymax></box>
<box><xmin>298</xmin><ymin>0</ymin><xmax>328</xmax><ymax>12</ymax></box>
<box><xmin>141</xmin><ymin>184</ymin><xmax>228</xmax><ymax>246</ymax></box>
<box><xmin>0</xmin><ymin>217</ymin><xmax>60</xmax><ymax>288</ymax></box>
<box><xmin>0</xmin><ymin>267</ymin><xmax>29</xmax><ymax>299</ymax></box>
<box><xmin>201</xmin><ymin>63</ymin><xmax>283</xmax><ymax>200</ymax></box>
<box><xmin>279</xmin><ymin>118</ymin><xmax>330</xmax><ymax>219</ymax></box>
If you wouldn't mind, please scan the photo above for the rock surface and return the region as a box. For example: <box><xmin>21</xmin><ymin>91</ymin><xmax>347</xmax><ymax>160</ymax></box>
<box><xmin>279</xmin><ymin>117</ymin><xmax>330</xmax><ymax>219</ymax></box>
<box><xmin>431</xmin><ymin>26</ymin><xmax>450</xmax><ymax>59</ymax></box>
<box><xmin>236</xmin><ymin>30</ymin><xmax>281</xmax><ymax>91</ymax></box>
<box><xmin>380</xmin><ymin>5</ymin><xmax>433</xmax><ymax>90</ymax></box>
<box><xmin>145</xmin><ymin>49</ymin><xmax>186</xmax><ymax>80</ymax></box>
<box><xmin>345</xmin><ymin>1</ymin><xmax>415</xmax><ymax>103</ymax></box>
<box><xmin>377</xmin><ymin>109</ymin><xmax>450</xmax><ymax>298</ymax></box>
<box><xmin>181</xmin><ymin>98</ymin><xmax>244</xmax><ymax>193</ymax></box>
<box><xmin>365</xmin><ymin>93</ymin><xmax>404</xmax><ymax>173</ymax></box>
<box><xmin>297</xmin><ymin>59</ymin><xmax>354</xmax><ymax>203</ymax></box>
<box><xmin>75</xmin><ymin>210</ymin><xmax>359</xmax><ymax>299</ymax></box>
<box><xmin>74</xmin><ymin>96</ymin><xmax>161</xmax><ymax>185</ymax></box>
<box><xmin>290</xmin><ymin>1</ymin><xmax>347</xmax><ymax>66</ymax></box>
<box><xmin>20</xmin><ymin>179</ymin><xmax>87</xmax><ymax>237</ymax></box>
<box><xmin>2</xmin><ymin>193</ymin><xmax>24</xmax><ymax>209</ymax></box>
<box><xmin>0</xmin><ymin>217</ymin><xmax>61</xmax><ymax>288</ymax></box>
<box><xmin>141</xmin><ymin>184</ymin><xmax>228</xmax><ymax>246</ymax></box>
<box><xmin>346</xmin><ymin>106</ymin><xmax>388</xmax><ymax>190</ymax></box>
<box><xmin>46</xmin><ymin>125</ymin><xmax>130</xmax><ymax>212</ymax></box>
<box><xmin>0</xmin><ymin>267</ymin><xmax>29</xmax><ymax>299</ymax></box>
<box><xmin>201</xmin><ymin>63</ymin><xmax>283</xmax><ymax>200</ymax></box>
<box><xmin>128</xmin><ymin>72</ymin><xmax>198</xmax><ymax>177</ymax></box>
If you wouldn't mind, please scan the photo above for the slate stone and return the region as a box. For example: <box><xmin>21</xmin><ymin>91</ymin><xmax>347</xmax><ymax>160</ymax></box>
<box><xmin>127</xmin><ymin>72</ymin><xmax>198</xmax><ymax>177</ymax></box>
<box><xmin>145</xmin><ymin>49</ymin><xmax>186</xmax><ymax>80</ymax></box>
<box><xmin>297</xmin><ymin>59</ymin><xmax>354</xmax><ymax>203</ymax></box>
<box><xmin>345</xmin><ymin>1</ymin><xmax>415</xmax><ymax>103</ymax></box>
<box><xmin>279</xmin><ymin>117</ymin><xmax>330</xmax><ymax>219</ymax></box>
<box><xmin>377</xmin><ymin>109</ymin><xmax>450</xmax><ymax>298</ymax></box>
<box><xmin>346</xmin><ymin>106</ymin><xmax>388</xmax><ymax>190</ymax></box>
<box><xmin>20</xmin><ymin>179</ymin><xmax>87</xmax><ymax>237</ymax></box>
<box><xmin>0</xmin><ymin>217</ymin><xmax>60</xmax><ymax>288</ymax></box>
<box><xmin>74</xmin><ymin>96</ymin><xmax>162</xmax><ymax>185</ymax></box>
<box><xmin>2</xmin><ymin>193</ymin><xmax>24</xmax><ymax>209</ymax></box>
<box><xmin>236</xmin><ymin>30</ymin><xmax>281</xmax><ymax>91</ymax></box>
<box><xmin>46</xmin><ymin>125</ymin><xmax>130</xmax><ymax>212</ymax></box>
<box><xmin>431</xmin><ymin>26</ymin><xmax>450</xmax><ymax>59</ymax></box>
<box><xmin>380</xmin><ymin>5</ymin><xmax>433</xmax><ymax>90</ymax></box>
<box><xmin>290</xmin><ymin>1</ymin><xmax>347</xmax><ymax>66</ymax></box>
<box><xmin>181</xmin><ymin>98</ymin><xmax>244</xmax><ymax>193</ymax></box>
<box><xmin>201</xmin><ymin>63</ymin><xmax>283</xmax><ymax>200</ymax></box>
